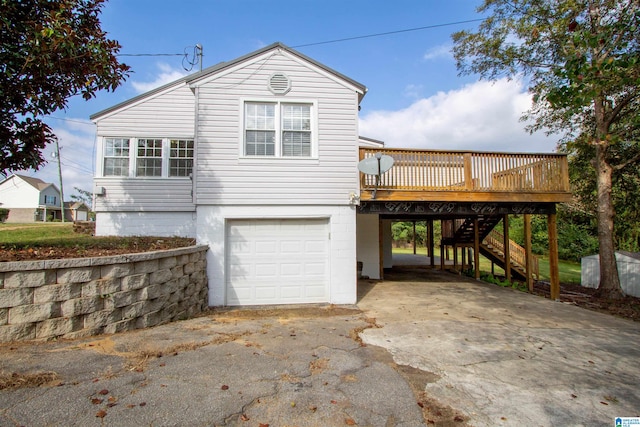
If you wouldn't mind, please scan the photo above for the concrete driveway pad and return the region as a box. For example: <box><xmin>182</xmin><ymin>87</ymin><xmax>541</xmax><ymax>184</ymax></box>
<box><xmin>357</xmin><ymin>269</ymin><xmax>640</xmax><ymax>427</ymax></box>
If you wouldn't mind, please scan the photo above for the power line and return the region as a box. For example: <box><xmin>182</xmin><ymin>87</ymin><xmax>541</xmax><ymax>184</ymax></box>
<box><xmin>118</xmin><ymin>53</ymin><xmax>184</xmax><ymax>57</ymax></box>
<box><xmin>46</xmin><ymin>116</ymin><xmax>94</xmax><ymax>125</ymax></box>
<box><xmin>292</xmin><ymin>18</ymin><xmax>485</xmax><ymax>48</ymax></box>
<box><xmin>112</xmin><ymin>18</ymin><xmax>485</xmax><ymax>60</ymax></box>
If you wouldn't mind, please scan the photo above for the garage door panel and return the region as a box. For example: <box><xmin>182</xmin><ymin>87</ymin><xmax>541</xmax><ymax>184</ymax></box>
<box><xmin>226</xmin><ymin>219</ymin><xmax>329</xmax><ymax>305</ymax></box>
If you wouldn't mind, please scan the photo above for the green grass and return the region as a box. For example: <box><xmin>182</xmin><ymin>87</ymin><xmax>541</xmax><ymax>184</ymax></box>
<box><xmin>0</xmin><ymin>223</ymin><xmax>79</xmax><ymax>246</ymax></box>
<box><xmin>392</xmin><ymin>246</ymin><xmax>582</xmax><ymax>284</ymax></box>
<box><xmin>0</xmin><ymin>223</ymin><xmax>194</xmax><ymax>251</ymax></box>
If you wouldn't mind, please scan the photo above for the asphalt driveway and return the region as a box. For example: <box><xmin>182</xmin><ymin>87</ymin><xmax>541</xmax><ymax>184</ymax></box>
<box><xmin>358</xmin><ymin>268</ymin><xmax>640</xmax><ymax>426</ymax></box>
<box><xmin>1</xmin><ymin>268</ymin><xmax>639</xmax><ymax>426</ymax></box>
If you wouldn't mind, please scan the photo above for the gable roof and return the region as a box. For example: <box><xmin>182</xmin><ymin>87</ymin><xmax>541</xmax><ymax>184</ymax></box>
<box><xmin>0</xmin><ymin>174</ymin><xmax>56</xmax><ymax>192</ymax></box>
<box><xmin>91</xmin><ymin>42</ymin><xmax>367</xmax><ymax>121</ymax></box>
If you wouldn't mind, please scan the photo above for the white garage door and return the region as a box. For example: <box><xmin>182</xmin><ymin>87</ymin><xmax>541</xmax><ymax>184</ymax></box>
<box><xmin>226</xmin><ymin>219</ymin><xmax>330</xmax><ymax>305</ymax></box>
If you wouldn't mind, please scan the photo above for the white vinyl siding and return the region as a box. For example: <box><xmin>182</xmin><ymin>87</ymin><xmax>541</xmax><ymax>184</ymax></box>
<box><xmin>93</xmin><ymin>178</ymin><xmax>194</xmax><ymax>212</ymax></box>
<box><xmin>95</xmin><ymin>85</ymin><xmax>195</xmax><ymax>136</ymax></box>
<box><xmin>195</xmin><ymin>50</ymin><xmax>360</xmax><ymax>206</ymax></box>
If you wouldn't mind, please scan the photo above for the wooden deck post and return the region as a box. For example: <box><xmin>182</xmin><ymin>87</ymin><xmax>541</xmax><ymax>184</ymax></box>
<box><xmin>378</xmin><ymin>218</ymin><xmax>384</xmax><ymax>280</ymax></box>
<box><xmin>503</xmin><ymin>214</ymin><xmax>511</xmax><ymax>283</ymax></box>
<box><xmin>524</xmin><ymin>214</ymin><xmax>534</xmax><ymax>291</ymax></box>
<box><xmin>428</xmin><ymin>220</ymin><xmax>435</xmax><ymax>267</ymax></box>
<box><xmin>548</xmin><ymin>213</ymin><xmax>560</xmax><ymax>300</ymax></box>
<box><xmin>474</xmin><ymin>217</ymin><xmax>481</xmax><ymax>279</ymax></box>
<box><xmin>463</xmin><ymin>153</ymin><xmax>473</xmax><ymax>190</ymax></box>
<box><xmin>413</xmin><ymin>221</ymin><xmax>417</xmax><ymax>255</ymax></box>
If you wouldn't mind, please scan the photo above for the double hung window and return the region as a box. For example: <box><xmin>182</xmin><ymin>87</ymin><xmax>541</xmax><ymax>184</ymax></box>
<box><xmin>244</xmin><ymin>102</ymin><xmax>313</xmax><ymax>157</ymax></box>
<box><xmin>104</xmin><ymin>138</ymin><xmax>130</xmax><ymax>176</ymax></box>
<box><xmin>169</xmin><ymin>139</ymin><xmax>194</xmax><ymax>177</ymax></box>
<box><xmin>136</xmin><ymin>139</ymin><xmax>163</xmax><ymax>177</ymax></box>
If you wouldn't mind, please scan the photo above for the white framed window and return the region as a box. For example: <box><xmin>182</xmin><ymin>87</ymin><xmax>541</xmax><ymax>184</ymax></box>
<box><xmin>104</xmin><ymin>138</ymin><xmax>130</xmax><ymax>176</ymax></box>
<box><xmin>101</xmin><ymin>137</ymin><xmax>194</xmax><ymax>178</ymax></box>
<box><xmin>136</xmin><ymin>139</ymin><xmax>163</xmax><ymax>177</ymax></box>
<box><xmin>169</xmin><ymin>139</ymin><xmax>194</xmax><ymax>177</ymax></box>
<box><xmin>243</xmin><ymin>101</ymin><xmax>314</xmax><ymax>158</ymax></box>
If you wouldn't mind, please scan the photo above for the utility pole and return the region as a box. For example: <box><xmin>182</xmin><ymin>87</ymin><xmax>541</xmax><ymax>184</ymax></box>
<box><xmin>53</xmin><ymin>139</ymin><xmax>65</xmax><ymax>222</ymax></box>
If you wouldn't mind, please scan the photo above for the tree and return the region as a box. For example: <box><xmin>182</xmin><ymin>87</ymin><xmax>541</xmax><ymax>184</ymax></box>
<box><xmin>70</xmin><ymin>186</ymin><xmax>93</xmax><ymax>207</ymax></box>
<box><xmin>452</xmin><ymin>0</ymin><xmax>640</xmax><ymax>298</ymax></box>
<box><xmin>0</xmin><ymin>0</ymin><xmax>129</xmax><ymax>174</ymax></box>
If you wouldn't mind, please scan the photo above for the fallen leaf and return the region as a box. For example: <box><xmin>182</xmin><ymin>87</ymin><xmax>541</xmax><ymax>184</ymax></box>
<box><xmin>331</xmin><ymin>400</ymin><xmax>337</xmax><ymax>404</ymax></box>
<box><xmin>96</xmin><ymin>410</ymin><xmax>107</xmax><ymax>418</ymax></box>
<box><xmin>221</xmin><ymin>385</ymin><xmax>229</xmax><ymax>390</ymax></box>
<box><xmin>500</xmin><ymin>417</ymin><xmax>507</xmax><ymax>421</ymax></box>
<box><xmin>107</xmin><ymin>402</ymin><xmax>117</xmax><ymax>408</ymax></box>
<box><xmin>240</xmin><ymin>414</ymin><xmax>249</xmax><ymax>421</ymax></box>
<box><xmin>571</xmin><ymin>394</ymin><xmax>577</xmax><ymax>398</ymax></box>
<box><xmin>454</xmin><ymin>415</ymin><xmax>464</xmax><ymax>422</ymax></box>
<box><xmin>259</xmin><ymin>424</ymin><xmax>269</xmax><ymax>427</ymax></box>
<box><xmin>139</xmin><ymin>402</ymin><xmax>146</xmax><ymax>407</ymax></box>
<box><xmin>92</xmin><ymin>378</ymin><xmax>99</xmax><ymax>383</ymax></box>
<box><xmin>345</xmin><ymin>418</ymin><xmax>356</xmax><ymax>425</ymax></box>
<box><xmin>309</xmin><ymin>405</ymin><xmax>317</xmax><ymax>412</ymax></box>
<box><xmin>600</xmin><ymin>401</ymin><xmax>608</xmax><ymax>405</ymax></box>
<box><xmin>91</xmin><ymin>398</ymin><xmax>103</xmax><ymax>405</ymax></box>
<box><xmin>290</xmin><ymin>401</ymin><xmax>296</xmax><ymax>407</ymax></box>
<box><xmin>126</xmin><ymin>404</ymin><xmax>136</xmax><ymax>409</ymax></box>
<box><xmin>108</xmin><ymin>396</ymin><xmax>117</xmax><ymax>403</ymax></box>
<box><xmin>98</xmin><ymin>389</ymin><xmax>109</xmax><ymax>395</ymax></box>
<box><xmin>417</xmin><ymin>401</ymin><xmax>424</xmax><ymax>408</ymax></box>
<box><xmin>159</xmin><ymin>363</ymin><xmax>166</xmax><ymax>367</ymax></box>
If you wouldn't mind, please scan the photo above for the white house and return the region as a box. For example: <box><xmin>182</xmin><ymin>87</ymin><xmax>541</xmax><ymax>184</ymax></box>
<box><xmin>91</xmin><ymin>42</ymin><xmax>368</xmax><ymax>307</ymax></box>
<box><xmin>91</xmin><ymin>42</ymin><xmax>573</xmax><ymax>307</ymax></box>
<box><xmin>0</xmin><ymin>174</ymin><xmax>64</xmax><ymax>222</ymax></box>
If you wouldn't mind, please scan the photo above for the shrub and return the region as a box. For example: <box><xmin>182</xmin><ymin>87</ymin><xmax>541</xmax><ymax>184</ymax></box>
<box><xmin>0</xmin><ymin>208</ymin><xmax>9</xmax><ymax>223</ymax></box>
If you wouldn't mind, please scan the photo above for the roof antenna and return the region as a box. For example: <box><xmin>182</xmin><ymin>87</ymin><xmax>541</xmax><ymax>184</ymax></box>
<box><xmin>196</xmin><ymin>44</ymin><xmax>203</xmax><ymax>71</ymax></box>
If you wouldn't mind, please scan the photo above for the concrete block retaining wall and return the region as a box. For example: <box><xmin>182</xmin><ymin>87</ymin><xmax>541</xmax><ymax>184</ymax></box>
<box><xmin>0</xmin><ymin>245</ymin><xmax>209</xmax><ymax>343</ymax></box>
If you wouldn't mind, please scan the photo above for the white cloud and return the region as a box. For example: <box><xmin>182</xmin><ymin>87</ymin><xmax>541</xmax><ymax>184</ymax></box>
<box><xmin>423</xmin><ymin>43</ymin><xmax>453</xmax><ymax>61</ymax></box>
<box><xmin>131</xmin><ymin>63</ymin><xmax>188</xmax><ymax>94</ymax></box>
<box><xmin>23</xmin><ymin>118</ymin><xmax>97</xmax><ymax>199</ymax></box>
<box><xmin>359</xmin><ymin>78</ymin><xmax>560</xmax><ymax>153</ymax></box>
<box><xmin>403</xmin><ymin>84</ymin><xmax>424</xmax><ymax>100</ymax></box>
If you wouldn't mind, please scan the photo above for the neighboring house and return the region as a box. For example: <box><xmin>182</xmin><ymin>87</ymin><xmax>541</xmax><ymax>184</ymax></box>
<box><xmin>92</xmin><ymin>42</ymin><xmax>571</xmax><ymax>307</ymax></box>
<box><xmin>65</xmin><ymin>201</ymin><xmax>90</xmax><ymax>221</ymax></box>
<box><xmin>0</xmin><ymin>174</ymin><xmax>64</xmax><ymax>222</ymax></box>
<box><xmin>581</xmin><ymin>251</ymin><xmax>640</xmax><ymax>297</ymax></box>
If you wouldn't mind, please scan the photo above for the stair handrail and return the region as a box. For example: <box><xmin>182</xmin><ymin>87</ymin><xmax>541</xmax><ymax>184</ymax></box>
<box><xmin>483</xmin><ymin>229</ymin><xmax>539</xmax><ymax>279</ymax></box>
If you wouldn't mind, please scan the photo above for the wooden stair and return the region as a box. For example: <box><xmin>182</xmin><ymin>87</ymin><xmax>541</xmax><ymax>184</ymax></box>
<box><xmin>442</xmin><ymin>217</ymin><xmax>539</xmax><ymax>281</ymax></box>
<box><xmin>481</xmin><ymin>229</ymin><xmax>539</xmax><ymax>281</ymax></box>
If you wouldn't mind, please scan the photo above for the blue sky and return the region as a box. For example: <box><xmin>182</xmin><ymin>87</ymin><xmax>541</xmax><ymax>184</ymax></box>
<box><xmin>31</xmin><ymin>0</ymin><xmax>561</xmax><ymax>197</ymax></box>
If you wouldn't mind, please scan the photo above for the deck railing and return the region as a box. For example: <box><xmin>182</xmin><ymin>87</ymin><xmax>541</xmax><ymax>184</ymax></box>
<box><xmin>483</xmin><ymin>229</ymin><xmax>540</xmax><ymax>280</ymax></box>
<box><xmin>359</xmin><ymin>148</ymin><xmax>570</xmax><ymax>194</ymax></box>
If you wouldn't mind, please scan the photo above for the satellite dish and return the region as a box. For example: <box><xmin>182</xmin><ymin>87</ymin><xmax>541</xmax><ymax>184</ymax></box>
<box><xmin>357</xmin><ymin>154</ymin><xmax>394</xmax><ymax>199</ymax></box>
<box><xmin>357</xmin><ymin>154</ymin><xmax>394</xmax><ymax>175</ymax></box>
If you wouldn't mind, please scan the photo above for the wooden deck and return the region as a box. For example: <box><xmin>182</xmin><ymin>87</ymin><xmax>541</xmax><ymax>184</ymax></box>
<box><xmin>359</xmin><ymin>148</ymin><xmax>571</xmax><ymax>203</ymax></box>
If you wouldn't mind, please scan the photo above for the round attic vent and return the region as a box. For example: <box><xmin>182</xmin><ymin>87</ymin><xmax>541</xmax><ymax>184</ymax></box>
<box><xmin>268</xmin><ymin>73</ymin><xmax>291</xmax><ymax>95</ymax></box>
